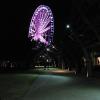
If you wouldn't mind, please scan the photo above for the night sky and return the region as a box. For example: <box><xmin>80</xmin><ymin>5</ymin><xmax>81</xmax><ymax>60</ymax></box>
<box><xmin>0</xmin><ymin>0</ymin><xmax>70</xmax><ymax>59</ymax></box>
<box><xmin>0</xmin><ymin>0</ymin><xmax>100</xmax><ymax>60</ymax></box>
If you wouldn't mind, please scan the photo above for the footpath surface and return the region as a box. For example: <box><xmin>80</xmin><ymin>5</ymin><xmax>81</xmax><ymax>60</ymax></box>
<box><xmin>21</xmin><ymin>69</ymin><xmax>100</xmax><ymax>100</ymax></box>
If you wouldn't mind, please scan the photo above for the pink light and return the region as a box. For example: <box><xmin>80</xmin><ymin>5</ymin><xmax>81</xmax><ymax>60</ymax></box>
<box><xmin>28</xmin><ymin>5</ymin><xmax>54</xmax><ymax>47</ymax></box>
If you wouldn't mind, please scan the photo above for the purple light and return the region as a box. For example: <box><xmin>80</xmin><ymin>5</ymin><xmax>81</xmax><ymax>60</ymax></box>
<box><xmin>28</xmin><ymin>5</ymin><xmax>54</xmax><ymax>47</ymax></box>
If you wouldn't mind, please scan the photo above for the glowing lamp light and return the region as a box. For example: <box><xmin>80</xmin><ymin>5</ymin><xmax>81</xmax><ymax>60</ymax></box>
<box><xmin>52</xmin><ymin>45</ymin><xmax>55</xmax><ymax>49</ymax></box>
<box><xmin>46</xmin><ymin>48</ymin><xmax>50</xmax><ymax>51</ymax></box>
<box><xmin>46</xmin><ymin>59</ymin><xmax>49</xmax><ymax>62</ymax></box>
<box><xmin>66</xmin><ymin>24</ymin><xmax>70</xmax><ymax>29</ymax></box>
<box><xmin>97</xmin><ymin>57</ymin><xmax>100</xmax><ymax>65</ymax></box>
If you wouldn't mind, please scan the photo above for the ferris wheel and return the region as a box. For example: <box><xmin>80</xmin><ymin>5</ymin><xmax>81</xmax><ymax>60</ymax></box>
<box><xmin>28</xmin><ymin>5</ymin><xmax>54</xmax><ymax>48</ymax></box>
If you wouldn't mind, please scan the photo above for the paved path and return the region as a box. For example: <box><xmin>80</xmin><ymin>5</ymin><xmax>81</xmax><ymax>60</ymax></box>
<box><xmin>22</xmin><ymin>70</ymin><xmax>100</xmax><ymax>100</ymax></box>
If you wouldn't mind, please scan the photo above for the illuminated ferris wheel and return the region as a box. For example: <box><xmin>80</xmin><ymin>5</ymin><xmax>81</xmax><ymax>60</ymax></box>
<box><xmin>28</xmin><ymin>5</ymin><xmax>54</xmax><ymax>47</ymax></box>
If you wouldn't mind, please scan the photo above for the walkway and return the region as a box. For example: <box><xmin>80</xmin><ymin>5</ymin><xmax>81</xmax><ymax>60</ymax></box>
<box><xmin>22</xmin><ymin>69</ymin><xmax>100</xmax><ymax>100</ymax></box>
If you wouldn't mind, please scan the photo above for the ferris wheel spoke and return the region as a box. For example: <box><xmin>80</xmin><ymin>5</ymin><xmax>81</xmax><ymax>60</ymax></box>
<box><xmin>40</xmin><ymin>26</ymin><xmax>51</xmax><ymax>34</ymax></box>
<box><xmin>42</xmin><ymin>18</ymin><xmax>51</xmax><ymax>29</ymax></box>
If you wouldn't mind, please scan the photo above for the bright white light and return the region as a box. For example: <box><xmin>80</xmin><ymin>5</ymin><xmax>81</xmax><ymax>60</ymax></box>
<box><xmin>46</xmin><ymin>48</ymin><xmax>50</xmax><ymax>51</ymax></box>
<box><xmin>66</xmin><ymin>24</ymin><xmax>70</xmax><ymax>28</ymax></box>
<box><xmin>47</xmin><ymin>59</ymin><xmax>49</xmax><ymax>62</ymax></box>
<box><xmin>97</xmin><ymin>57</ymin><xmax>100</xmax><ymax>65</ymax></box>
<box><xmin>52</xmin><ymin>45</ymin><xmax>55</xmax><ymax>49</ymax></box>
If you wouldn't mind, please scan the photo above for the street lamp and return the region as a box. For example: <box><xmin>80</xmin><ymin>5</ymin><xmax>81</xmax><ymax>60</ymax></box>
<box><xmin>66</xmin><ymin>24</ymin><xmax>70</xmax><ymax>29</ymax></box>
<box><xmin>46</xmin><ymin>48</ymin><xmax>50</xmax><ymax>51</ymax></box>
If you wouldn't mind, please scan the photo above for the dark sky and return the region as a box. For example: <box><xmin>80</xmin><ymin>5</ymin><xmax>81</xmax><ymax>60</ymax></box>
<box><xmin>1</xmin><ymin>0</ymin><xmax>99</xmax><ymax>60</ymax></box>
<box><xmin>0</xmin><ymin>0</ymin><xmax>73</xmax><ymax>59</ymax></box>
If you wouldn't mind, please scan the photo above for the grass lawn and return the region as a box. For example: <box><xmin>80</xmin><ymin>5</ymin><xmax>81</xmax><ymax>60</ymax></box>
<box><xmin>0</xmin><ymin>73</ymin><xmax>38</xmax><ymax>100</ymax></box>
